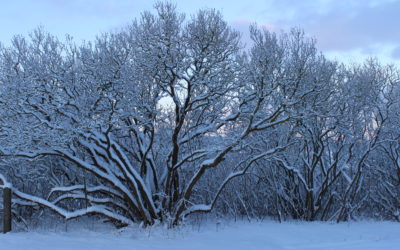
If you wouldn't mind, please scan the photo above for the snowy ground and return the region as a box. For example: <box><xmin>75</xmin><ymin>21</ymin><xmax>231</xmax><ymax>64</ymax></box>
<box><xmin>0</xmin><ymin>220</ymin><xmax>399</xmax><ymax>250</ymax></box>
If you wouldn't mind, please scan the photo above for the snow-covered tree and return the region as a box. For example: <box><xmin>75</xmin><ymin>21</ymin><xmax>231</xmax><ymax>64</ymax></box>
<box><xmin>1</xmin><ymin>2</ymin><xmax>399</xmax><ymax>227</ymax></box>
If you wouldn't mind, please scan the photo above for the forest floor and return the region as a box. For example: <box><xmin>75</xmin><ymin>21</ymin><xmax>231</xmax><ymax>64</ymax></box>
<box><xmin>0</xmin><ymin>219</ymin><xmax>399</xmax><ymax>249</ymax></box>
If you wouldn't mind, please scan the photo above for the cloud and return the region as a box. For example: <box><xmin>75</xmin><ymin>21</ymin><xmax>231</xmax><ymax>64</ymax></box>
<box><xmin>266</xmin><ymin>0</ymin><xmax>400</xmax><ymax>52</ymax></box>
<box><xmin>230</xmin><ymin>19</ymin><xmax>282</xmax><ymax>47</ymax></box>
<box><xmin>2</xmin><ymin>0</ymin><xmax>399</xmax><ymax>65</ymax></box>
<box><xmin>245</xmin><ymin>0</ymin><xmax>400</xmax><ymax>64</ymax></box>
<box><xmin>391</xmin><ymin>46</ymin><xmax>400</xmax><ymax>59</ymax></box>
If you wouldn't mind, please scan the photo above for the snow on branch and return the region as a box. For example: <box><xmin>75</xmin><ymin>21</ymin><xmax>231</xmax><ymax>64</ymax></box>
<box><xmin>0</xmin><ymin>173</ymin><xmax>12</xmax><ymax>188</ymax></box>
<box><xmin>12</xmin><ymin>188</ymin><xmax>132</xmax><ymax>226</ymax></box>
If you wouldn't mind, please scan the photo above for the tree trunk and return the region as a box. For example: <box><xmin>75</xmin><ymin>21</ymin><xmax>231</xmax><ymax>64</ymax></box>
<box><xmin>3</xmin><ymin>187</ymin><xmax>12</xmax><ymax>233</ymax></box>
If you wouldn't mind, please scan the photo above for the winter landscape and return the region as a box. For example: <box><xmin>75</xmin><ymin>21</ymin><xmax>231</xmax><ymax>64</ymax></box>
<box><xmin>1</xmin><ymin>1</ymin><xmax>400</xmax><ymax>249</ymax></box>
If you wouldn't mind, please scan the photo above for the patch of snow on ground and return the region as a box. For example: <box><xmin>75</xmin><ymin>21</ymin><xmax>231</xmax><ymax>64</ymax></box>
<box><xmin>0</xmin><ymin>220</ymin><xmax>399</xmax><ymax>250</ymax></box>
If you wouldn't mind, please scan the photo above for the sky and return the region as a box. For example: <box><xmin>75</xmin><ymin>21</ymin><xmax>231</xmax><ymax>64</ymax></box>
<box><xmin>1</xmin><ymin>0</ymin><xmax>399</xmax><ymax>65</ymax></box>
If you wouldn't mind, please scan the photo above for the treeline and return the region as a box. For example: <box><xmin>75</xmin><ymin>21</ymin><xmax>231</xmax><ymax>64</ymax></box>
<box><xmin>0</xmin><ymin>2</ymin><xmax>399</xmax><ymax>227</ymax></box>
